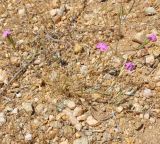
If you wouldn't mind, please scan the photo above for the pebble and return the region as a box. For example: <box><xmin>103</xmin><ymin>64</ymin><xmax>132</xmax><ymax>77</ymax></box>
<box><xmin>57</xmin><ymin>5</ymin><xmax>66</xmax><ymax>16</ymax></box>
<box><xmin>0</xmin><ymin>69</ymin><xmax>8</xmax><ymax>84</ymax></box>
<box><xmin>145</xmin><ymin>54</ymin><xmax>155</xmax><ymax>65</ymax></box>
<box><xmin>10</xmin><ymin>56</ymin><xmax>20</xmax><ymax>66</ymax></box>
<box><xmin>16</xmin><ymin>92</ymin><xmax>22</xmax><ymax>98</ymax></box>
<box><xmin>65</xmin><ymin>100</ymin><xmax>76</xmax><ymax>109</ymax></box>
<box><xmin>35</xmin><ymin>104</ymin><xmax>46</xmax><ymax>114</ymax></box>
<box><xmin>150</xmin><ymin>117</ymin><xmax>156</xmax><ymax>123</ymax></box>
<box><xmin>49</xmin><ymin>9</ymin><xmax>58</xmax><ymax>16</ymax></box>
<box><xmin>80</xmin><ymin>65</ymin><xmax>88</xmax><ymax>75</ymax></box>
<box><xmin>77</xmin><ymin>114</ymin><xmax>87</xmax><ymax>121</ymax></box>
<box><xmin>86</xmin><ymin>116</ymin><xmax>99</xmax><ymax>126</ymax></box>
<box><xmin>0</xmin><ymin>113</ymin><xmax>6</xmax><ymax>126</ymax></box>
<box><xmin>143</xmin><ymin>88</ymin><xmax>153</xmax><ymax>97</ymax></box>
<box><xmin>62</xmin><ymin>125</ymin><xmax>75</xmax><ymax>138</ymax></box>
<box><xmin>74</xmin><ymin>43</ymin><xmax>83</xmax><ymax>54</ymax></box>
<box><xmin>25</xmin><ymin>133</ymin><xmax>32</xmax><ymax>141</ymax></box>
<box><xmin>75</xmin><ymin>132</ymin><xmax>81</xmax><ymax>138</ymax></box>
<box><xmin>63</xmin><ymin>108</ymin><xmax>82</xmax><ymax>131</ymax></box>
<box><xmin>47</xmin><ymin>129</ymin><xmax>58</xmax><ymax>139</ymax></box>
<box><xmin>144</xmin><ymin>113</ymin><xmax>150</xmax><ymax>119</ymax></box>
<box><xmin>73</xmin><ymin>107</ymin><xmax>83</xmax><ymax>117</ymax></box>
<box><xmin>18</xmin><ymin>8</ymin><xmax>26</xmax><ymax>16</ymax></box>
<box><xmin>60</xmin><ymin>140</ymin><xmax>69</xmax><ymax>144</ymax></box>
<box><xmin>145</xmin><ymin>7</ymin><xmax>156</xmax><ymax>15</ymax></box>
<box><xmin>132</xmin><ymin>32</ymin><xmax>146</xmax><ymax>44</ymax></box>
<box><xmin>116</xmin><ymin>106</ymin><xmax>123</xmax><ymax>113</ymax></box>
<box><xmin>11</xmin><ymin>108</ymin><xmax>18</xmax><ymax>114</ymax></box>
<box><xmin>133</xmin><ymin>103</ymin><xmax>143</xmax><ymax>113</ymax></box>
<box><xmin>22</xmin><ymin>102</ymin><xmax>33</xmax><ymax>114</ymax></box>
<box><xmin>50</xmin><ymin>71</ymin><xmax>58</xmax><ymax>81</ymax></box>
<box><xmin>73</xmin><ymin>136</ymin><xmax>89</xmax><ymax>144</ymax></box>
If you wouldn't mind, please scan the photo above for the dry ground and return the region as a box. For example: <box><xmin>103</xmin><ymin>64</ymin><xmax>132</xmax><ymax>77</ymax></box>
<box><xmin>0</xmin><ymin>0</ymin><xmax>160</xmax><ymax>144</ymax></box>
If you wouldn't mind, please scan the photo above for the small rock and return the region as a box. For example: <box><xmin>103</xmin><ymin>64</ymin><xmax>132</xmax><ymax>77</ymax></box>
<box><xmin>91</xmin><ymin>93</ymin><xmax>102</xmax><ymax>100</ymax></box>
<box><xmin>143</xmin><ymin>88</ymin><xmax>152</xmax><ymax>97</ymax></box>
<box><xmin>74</xmin><ymin>43</ymin><xmax>83</xmax><ymax>54</ymax></box>
<box><xmin>16</xmin><ymin>92</ymin><xmax>22</xmax><ymax>98</ymax></box>
<box><xmin>75</xmin><ymin>132</ymin><xmax>81</xmax><ymax>138</ymax></box>
<box><xmin>80</xmin><ymin>65</ymin><xmax>88</xmax><ymax>75</ymax></box>
<box><xmin>49</xmin><ymin>9</ymin><xmax>58</xmax><ymax>16</ymax></box>
<box><xmin>22</xmin><ymin>102</ymin><xmax>33</xmax><ymax>114</ymax></box>
<box><xmin>50</xmin><ymin>71</ymin><xmax>58</xmax><ymax>81</ymax></box>
<box><xmin>86</xmin><ymin>116</ymin><xmax>99</xmax><ymax>126</ymax></box>
<box><xmin>65</xmin><ymin>100</ymin><xmax>76</xmax><ymax>109</ymax></box>
<box><xmin>62</xmin><ymin>125</ymin><xmax>76</xmax><ymax>138</ymax></box>
<box><xmin>63</xmin><ymin>108</ymin><xmax>82</xmax><ymax>131</ymax></box>
<box><xmin>60</xmin><ymin>140</ymin><xmax>69</xmax><ymax>144</ymax></box>
<box><xmin>73</xmin><ymin>107</ymin><xmax>83</xmax><ymax>117</ymax></box>
<box><xmin>11</xmin><ymin>108</ymin><xmax>18</xmax><ymax>114</ymax></box>
<box><xmin>145</xmin><ymin>7</ymin><xmax>156</xmax><ymax>15</ymax></box>
<box><xmin>77</xmin><ymin>114</ymin><xmax>87</xmax><ymax>121</ymax></box>
<box><xmin>144</xmin><ymin>113</ymin><xmax>150</xmax><ymax>119</ymax></box>
<box><xmin>0</xmin><ymin>113</ymin><xmax>6</xmax><ymax>126</ymax></box>
<box><xmin>132</xmin><ymin>32</ymin><xmax>146</xmax><ymax>44</ymax></box>
<box><xmin>47</xmin><ymin>129</ymin><xmax>58</xmax><ymax>139</ymax></box>
<box><xmin>16</xmin><ymin>39</ymin><xmax>24</xmax><ymax>45</ymax></box>
<box><xmin>10</xmin><ymin>56</ymin><xmax>20</xmax><ymax>66</ymax></box>
<box><xmin>73</xmin><ymin>136</ymin><xmax>89</xmax><ymax>144</ymax></box>
<box><xmin>57</xmin><ymin>5</ymin><xmax>66</xmax><ymax>16</ymax></box>
<box><xmin>150</xmin><ymin>117</ymin><xmax>156</xmax><ymax>123</ymax></box>
<box><xmin>0</xmin><ymin>69</ymin><xmax>8</xmax><ymax>84</ymax></box>
<box><xmin>18</xmin><ymin>8</ymin><xmax>26</xmax><ymax>16</ymax></box>
<box><xmin>25</xmin><ymin>133</ymin><xmax>32</xmax><ymax>141</ymax></box>
<box><xmin>116</xmin><ymin>106</ymin><xmax>123</xmax><ymax>113</ymax></box>
<box><xmin>35</xmin><ymin>104</ymin><xmax>46</xmax><ymax>114</ymax></box>
<box><xmin>139</xmin><ymin>113</ymin><xmax>143</xmax><ymax>119</ymax></box>
<box><xmin>145</xmin><ymin>54</ymin><xmax>155</xmax><ymax>65</ymax></box>
<box><xmin>133</xmin><ymin>103</ymin><xmax>143</xmax><ymax>113</ymax></box>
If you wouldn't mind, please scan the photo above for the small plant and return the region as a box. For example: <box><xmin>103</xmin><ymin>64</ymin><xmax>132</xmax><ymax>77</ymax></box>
<box><xmin>2</xmin><ymin>29</ymin><xmax>16</xmax><ymax>48</ymax></box>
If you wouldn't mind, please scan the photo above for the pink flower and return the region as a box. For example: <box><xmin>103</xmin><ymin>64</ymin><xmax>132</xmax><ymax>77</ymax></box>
<box><xmin>96</xmin><ymin>42</ymin><xmax>109</xmax><ymax>52</ymax></box>
<box><xmin>2</xmin><ymin>29</ymin><xmax>11</xmax><ymax>38</ymax></box>
<box><xmin>124</xmin><ymin>62</ymin><xmax>136</xmax><ymax>71</ymax></box>
<box><xmin>147</xmin><ymin>33</ymin><xmax>157</xmax><ymax>42</ymax></box>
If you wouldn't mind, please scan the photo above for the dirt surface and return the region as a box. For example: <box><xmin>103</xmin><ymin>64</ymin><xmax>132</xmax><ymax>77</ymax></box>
<box><xmin>0</xmin><ymin>0</ymin><xmax>160</xmax><ymax>144</ymax></box>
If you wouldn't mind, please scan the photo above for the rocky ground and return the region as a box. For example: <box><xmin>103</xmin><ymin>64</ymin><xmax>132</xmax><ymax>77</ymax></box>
<box><xmin>0</xmin><ymin>0</ymin><xmax>160</xmax><ymax>143</ymax></box>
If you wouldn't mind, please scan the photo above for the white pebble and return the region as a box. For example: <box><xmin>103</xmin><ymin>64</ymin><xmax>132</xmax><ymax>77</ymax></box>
<box><xmin>65</xmin><ymin>100</ymin><xmax>76</xmax><ymax>109</ymax></box>
<box><xmin>145</xmin><ymin>55</ymin><xmax>155</xmax><ymax>65</ymax></box>
<box><xmin>144</xmin><ymin>113</ymin><xmax>150</xmax><ymax>119</ymax></box>
<box><xmin>18</xmin><ymin>8</ymin><xmax>26</xmax><ymax>16</ymax></box>
<box><xmin>73</xmin><ymin>107</ymin><xmax>83</xmax><ymax>117</ymax></box>
<box><xmin>0</xmin><ymin>69</ymin><xmax>8</xmax><ymax>84</ymax></box>
<box><xmin>11</xmin><ymin>108</ymin><xmax>18</xmax><ymax>114</ymax></box>
<box><xmin>116</xmin><ymin>106</ymin><xmax>123</xmax><ymax>113</ymax></box>
<box><xmin>49</xmin><ymin>9</ymin><xmax>58</xmax><ymax>16</ymax></box>
<box><xmin>25</xmin><ymin>133</ymin><xmax>32</xmax><ymax>141</ymax></box>
<box><xmin>22</xmin><ymin>102</ymin><xmax>33</xmax><ymax>114</ymax></box>
<box><xmin>150</xmin><ymin>117</ymin><xmax>156</xmax><ymax>123</ymax></box>
<box><xmin>77</xmin><ymin>114</ymin><xmax>87</xmax><ymax>121</ymax></box>
<box><xmin>0</xmin><ymin>113</ymin><xmax>6</xmax><ymax>126</ymax></box>
<box><xmin>16</xmin><ymin>92</ymin><xmax>22</xmax><ymax>98</ymax></box>
<box><xmin>86</xmin><ymin>116</ymin><xmax>99</xmax><ymax>126</ymax></box>
<box><xmin>143</xmin><ymin>88</ymin><xmax>152</xmax><ymax>97</ymax></box>
<box><xmin>145</xmin><ymin>7</ymin><xmax>156</xmax><ymax>15</ymax></box>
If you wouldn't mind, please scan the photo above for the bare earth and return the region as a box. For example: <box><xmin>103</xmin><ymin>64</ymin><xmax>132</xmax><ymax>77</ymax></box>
<box><xmin>0</xmin><ymin>0</ymin><xmax>160</xmax><ymax>144</ymax></box>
